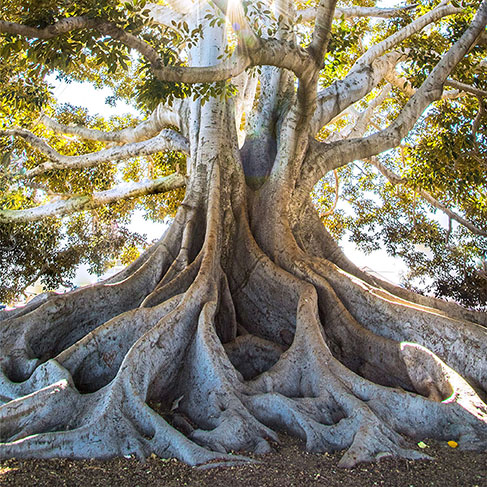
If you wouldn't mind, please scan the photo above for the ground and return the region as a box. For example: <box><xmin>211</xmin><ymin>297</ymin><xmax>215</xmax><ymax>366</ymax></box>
<box><xmin>0</xmin><ymin>435</ymin><xmax>485</xmax><ymax>486</ymax></box>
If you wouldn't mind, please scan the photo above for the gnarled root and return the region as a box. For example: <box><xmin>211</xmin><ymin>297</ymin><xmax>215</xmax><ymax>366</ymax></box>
<box><xmin>0</xmin><ymin>184</ymin><xmax>486</xmax><ymax>469</ymax></box>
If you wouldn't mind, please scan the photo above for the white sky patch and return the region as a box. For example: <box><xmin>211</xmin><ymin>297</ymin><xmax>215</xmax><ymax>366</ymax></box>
<box><xmin>47</xmin><ymin>74</ymin><xmax>140</xmax><ymax>118</ymax></box>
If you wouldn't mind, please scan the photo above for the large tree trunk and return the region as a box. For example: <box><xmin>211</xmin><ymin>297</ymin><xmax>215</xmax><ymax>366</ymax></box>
<box><xmin>1</xmin><ymin>1</ymin><xmax>487</xmax><ymax>467</ymax></box>
<box><xmin>1</xmin><ymin>92</ymin><xmax>487</xmax><ymax>468</ymax></box>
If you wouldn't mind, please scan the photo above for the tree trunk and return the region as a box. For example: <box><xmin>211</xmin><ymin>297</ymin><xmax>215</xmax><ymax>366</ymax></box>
<box><xmin>1</xmin><ymin>92</ymin><xmax>487</xmax><ymax>468</ymax></box>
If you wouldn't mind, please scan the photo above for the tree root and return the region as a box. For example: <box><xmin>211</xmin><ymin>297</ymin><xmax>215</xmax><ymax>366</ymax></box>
<box><xmin>0</xmin><ymin>186</ymin><xmax>486</xmax><ymax>469</ymax></box>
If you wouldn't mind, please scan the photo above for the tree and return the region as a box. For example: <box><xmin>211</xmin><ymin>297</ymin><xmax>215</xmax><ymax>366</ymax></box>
<box><xmin>0</xmin><ymin>0</ymin><xmax>487</xmax><ymax>468</ymax></box>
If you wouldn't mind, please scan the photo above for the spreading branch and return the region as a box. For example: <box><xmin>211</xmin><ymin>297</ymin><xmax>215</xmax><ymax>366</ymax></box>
<box><xmin>311</xmin><ymin>51</ymin><xmax>404</xmax><ymax>133</ymax></box>
<box><xmin>311</xmin><ymin>2</ymin><xmax>464</xmax><ymax>133</ymax></box>
<box><xmin>352</xmin><ymin>2</ymin><xmax>460</xmax><ymax>71</ymax></box>
<box><xmin>0</xmin><ymin>15</ymin><xmax>315</xmax><ymax>84</ymax></box>
<box><xmin>40</xmin><ymin>103</ymin><xmax>181</xmax><ymax>144</ymax></box>
<box><xmin>299</xmin><ymin>4</ymin><xmax>418</xmax><ymax>22</ymax></box>
<box><xmin>328</xmin><ymin>0</ymin><xmax>487</xmax><ymax>174</ymax></box>
<box><xmin>302</xmin><ymin>0</ymin><xmax>487</xmax><ymax>196</ymax></box>
<box><xmin>0</xmin><ymin>15</ymin><xmax>248</xmax><ymax>82</ymax></box>
<box><xmin>0</xmin><ymin>172</ymin><xmax>186</xmax><ymax>223</ymax></box>
<box><xmin>367</xmin><ymin>156</ymin><xmax>487</xmax><ymax>238</ymax></box>
<box><xmin>309</xmin><ymin>0</ymin><xmax>338</xmax><ymax>65</ymax></box>
<box><xmin>0</xmin><ymin>128</ymin><xmax>189</xmax><ymax>177</ymax></box>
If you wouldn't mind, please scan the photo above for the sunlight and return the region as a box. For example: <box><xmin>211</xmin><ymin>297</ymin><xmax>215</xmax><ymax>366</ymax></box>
<box><xmin>226</xmin><ymin>0</ymin><xmax>247</xmax><ymax>33</ymax></box>
<box><xmin>0</xmin><ymin>466</ymin><xmax>18</xmax><ymax>477</ymax></box>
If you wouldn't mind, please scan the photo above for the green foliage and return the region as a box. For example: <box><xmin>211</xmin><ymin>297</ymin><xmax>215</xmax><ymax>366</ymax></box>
<box><xmin>311</xmin><ymin>0</ymin><xmax>487</xmax><ymax>309</ymax></box>
<box><xmin>0</xmin><ymin>99</ymin><xmax>185</xmax><ymax>302</ymax></box>
<box><xmin>0</xmin><ymin>0</ymin><xmax>193</xmax><ymax>303</ymax></box>
<box><xmin>0</xmin><ymin>216</ymin><xmax>146</xmax><ymax>303</ymax></box>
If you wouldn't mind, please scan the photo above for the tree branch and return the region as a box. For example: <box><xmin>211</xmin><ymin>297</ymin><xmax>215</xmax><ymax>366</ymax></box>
<box><xmin>327</xmin><ymin>0</ymin><xmax>487</xmax><ymax>173</ymax></box>
<box><xmin>367</xmin><ymin>156</ymin><xmax>487</xmax><ymax>237</ymax></box>
<box><xmin>0</xmin><ymin>15</ymin><xmax>256</xmax><ymax>83</ymax></box>
<box><xmin>303</xmin><ymin>0</ymin><xmax>487</xmax><ymax>192</ymax></box>
<box><xmin>309</xmin><ymin>0</ymin><xmax>337</xmax><ymax>65</ymax></box>
<box><xmin>310</xmin><ymin>2</ymin><xmax>456</xmax><ymax>132</ymax></box>
<box><xmin>312</xmin><ymin>1</ymin><xmax>468</xmax><ymax>133</ymax></box>
<box><xmin>40</xmin><ymin>103</ymin><xmax>181</xmax><ymax>144</ymax></box>
<box><xmin>444</xmin><ymin>78</ymin><xmax>487</xmax><ymax>98</ymax></box>
<box><xmin>0</xmin><ymin>10</ymin><xmax>324</xmax><ymax>84</ymax></box>
<box><xmin>0</xmin><ymin>173</ymin><xmax>186</xmax><ymax>223</ymax></box>
<box><xmin>146</xmin><ymin>3</ymin><xmax>185</xmax><ymax>28</ymax></box>
<box><xmin>0</xmin><ymin>128</ymin><xmax>189</xmax><ymax>177</ymax></box>
<box><xmin>311</xmin><ymin>51</ymin><xmax>404</xmax><ymax>133</ymax></box>
<box><xmin>351</xmin><ymin>2</ymin><xmax>460</xmax><ymax>72</ymax></box>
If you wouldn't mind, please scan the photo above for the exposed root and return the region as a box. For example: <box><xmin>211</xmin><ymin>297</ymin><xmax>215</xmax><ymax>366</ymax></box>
<box><xmin>0</xmin><ymin>379</ymin><xmax>80</xmax><ymax>441</ymax></box>
<box><xmin>306</xmin><ymin>256</ymin><xmax>487</xmax><ymax>395</ymax></box>
<box><xmin>178</xmin><ymin>296</ymin><xmax>278</xmax><ymax>454</ymax></box>
<box><xmin>0</xmin><ymin>169</ymin><xmax>486</xmax><ymax>470</ymax></box>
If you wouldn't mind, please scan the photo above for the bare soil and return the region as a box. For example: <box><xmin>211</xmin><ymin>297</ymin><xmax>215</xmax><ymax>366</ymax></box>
<box><xmin>0</xmin><ymin>435</ymin><xmax>485</xmax><ymax>486</ymax></box>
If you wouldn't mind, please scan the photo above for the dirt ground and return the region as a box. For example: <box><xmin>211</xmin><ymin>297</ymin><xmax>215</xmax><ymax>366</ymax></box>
<box><xmin>0</xmin><ymin>435</ymin><xmax>485</xmax><ymax>487</ymax></box>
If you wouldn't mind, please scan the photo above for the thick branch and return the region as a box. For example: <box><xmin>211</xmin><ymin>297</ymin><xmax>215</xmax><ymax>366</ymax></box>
<box><xmin>0</xmin><ymin>172</ymin><xmax>185</xmax><ymax>223</ymax></box>
<box><xmin>368</xmin><ymin>157</ymin><xmax>487</xmax><ymax>237</ymax></box>
<box><xmin>311</xmin><ymin>51</ymin><xmax>404</xmax><ymax>133</ymax></box>
<box><xmin>0</xmin><ymin>128</ymin><xmax>189</xmax><ymax>177</ymax></box>
<box><xmin>40</xmin><ymin>104</ymin><xmax>181</xmax><ymax>144</ymax></box>
<box><xmin>0</xmin><ymin>15</ymin><xmax>244</xmax><ymax>83</ymax></box>
<box><xmin>311</xmin><ymin>1</ymin><xmax>460</xmax><ymax>131</ymax></box>
<box><xmin>309</xmin><ymin>0</ymin><xmax>337</xmax><ymax>65</ymax></box>
<box><xmin>312</xmin><ymin>0</ymin><xmax>467</xmax><ymax>134</ymax></box>
<box><xmin>303</xmin><ymin>0</ymin><xmax>487</xmax><ymax>192</ymax></box>
<box><xmin>0</xmin><ymin>16</ymin><xmax>313</xmax><ymax>83</ymax></box>
<box><xmin>328</xmin><ymin>0</ymin><xmax>487</xmax><ymax>173</ymax></box>
<box><xmin>146</xmin><ymin>3</ymin><xmax>185</xmax><ymax>27</ymax></box>
<box><xmin>444</xmin><ymin>78</ymin><xmax>487</xmax><ymax>98</ymax></box>
<box><xmin>352</xmin><ymin>3</ymin><xmax>460</xmax><ymax>72</ymax></box>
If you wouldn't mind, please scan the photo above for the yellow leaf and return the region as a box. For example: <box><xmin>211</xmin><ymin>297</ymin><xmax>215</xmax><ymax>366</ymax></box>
<box><xmin>447</xmin><ymin>440</ymin><xmax>458</xmax><ymax>448</ymax></box>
